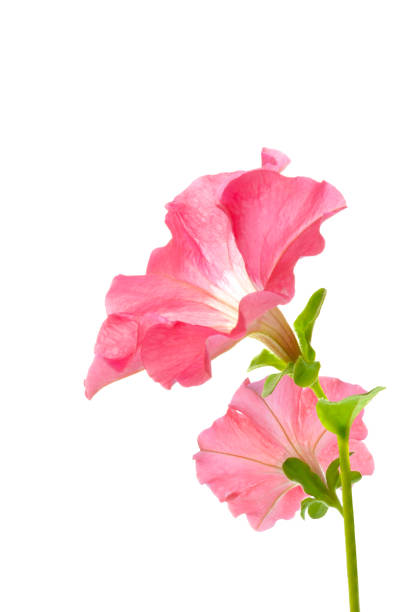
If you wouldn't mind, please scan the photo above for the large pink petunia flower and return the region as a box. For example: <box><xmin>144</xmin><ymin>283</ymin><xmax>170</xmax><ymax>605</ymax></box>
<box><xmin>194</xmin><ymin>376</ymin><xmax>374</xmax><ymax>531</ymax></box>
<box><xmin>85</xmin><ymin>149</ymin><xmax>346</xmax><ymax>398</ymax></box>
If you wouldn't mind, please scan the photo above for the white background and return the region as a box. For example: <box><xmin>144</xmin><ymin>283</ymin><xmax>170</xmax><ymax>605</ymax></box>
<box><xmin>1</xmin><ymin>1</ymin><xmax>405</xmax><ymax>610</ymax></box>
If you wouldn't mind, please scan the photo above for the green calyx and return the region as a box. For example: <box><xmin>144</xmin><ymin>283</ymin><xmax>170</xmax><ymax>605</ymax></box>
<box><xmin>291</xmin><ymin>288</ymin><xmax>325</xmax><ymax>388</ymax></box>
<box><xmin>325</xmin><ymin>456</ymin><xmax>362</xmax><ymax>491</ymax></box>
<box><xmin>261</xmin><ymin>371</ymin><xmax>287</xmax><ymax>397</ymax></box>
<box><xmin>283</xmin><ymin>455</ymin><xmax>364</xmax><ymax>521</ymax></box>
<box><xmin>248</xmin><ymin>289</ymin><xmax>327</xmax><ymax>397</ymax></box>
<box><xmin>282</xmin><ymin>457</ymin><xmax>343</xmax><ymax>519</ymax></box>
<box><xmin>300</xmin><ymin>498</ymin><xmax>329</xmax><ymax>519</ymax></box>
<box><xmin>247</xmin><ymin>349</ymin><xmax>293</xmax><ymax>398</ymax></box>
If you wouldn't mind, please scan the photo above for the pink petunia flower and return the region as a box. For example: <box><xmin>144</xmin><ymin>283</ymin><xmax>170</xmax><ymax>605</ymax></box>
<box><xmin>194</xmin><ymin>376</ymin><xmax>374</xmax><ymax>531</ymax></box>
<box><xmin>85</xmin><ymin>149</ymin><xmax>345</xmax><ymax>398</ymax></box>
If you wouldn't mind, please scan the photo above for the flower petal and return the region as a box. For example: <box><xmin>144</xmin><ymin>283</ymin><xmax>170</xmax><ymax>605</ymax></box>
<box><xmin>316</xmin><ymin>436</ymin><xmax>374</xmax><ymax>475</ymax></box>
<box><xmin>348</xmin><ymin>440</ymin><xmax>374</xmax><ymax>474</ymax></box>
<box><xmin>106</xmin><ymin>274</ymin><xmax>236</xmax><ymax>332</ymax></box>
<box><xmin>84</xmin><ymin>352</ymin><xmax>143</xmax><ymax>399</ymax></box>
<box><xmin>147</xmin><ymin>172</ymin><xmax>255</xmax><ymax>309</ymax></box>
<box><xmin>261</xmin><ymin>147</ymin><xmax>290</xmax><ymax>172</ymax></box>
<box><xmin>221</xmin><ymin>169</ymin><xmax>346</xmax><ymax>295</ymax></box>
<box><xmin>197</xmin><ymin>407</ymin><xmax>287</xmax><ymax>468</ymax></box>
<box><xmin>95</xmin><ymin>314</ymin><xmax>139</xmax><ymax>360</ymax></box>
<box><xmin>243</xmin><ymin>377</ymin><xmax>311</xmax><ymax>460</ymax></box>
<box><xmin>245</xmin><ymin>377</ymin><xmax>370</xmax><ymax>468</ymax></box>
<box><xmin>194</xmin><ymin>405</ymin><xmax>304</xmax><ymax>531</ymax></box>
<box><xmin>139</xmin><ymin>290</ymin><xmax>296</xmax><ymax>390</ymax></box>
<box><xmin>289</xmin><ymin>379</ymin><xmax>368</xmax><ymax>451</ymax></box>
<box><xmin>141</xmin><ymin>322</ymin><xmax>215</xmax><ymax>389</ymax></box>
<box><xmin>196</xmin><ymin>449</ymin><xmax>303</xmax><ymax>531</ymax></box>
<box><xmin>244</xmin><ymin>485</ymin><xmax>304</xmax><ymax>531</ymax></box>
<box><xmin>85</xmin><ymin>311</ymin><xmax>169</xmax><ymax>398</ymax></box>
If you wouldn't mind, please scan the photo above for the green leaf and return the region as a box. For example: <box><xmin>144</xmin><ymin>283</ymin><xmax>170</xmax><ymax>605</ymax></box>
<box><xmin>326</xmin><ymin>457</ymin><xmax>341</xmax><ymax>491</ymax></box>
<box><xmin>282</xmin><ymin>457</ymin><xmax>330</xmax><ymax>501</ymax></box>
<box><xmin>300</xmin><ymin>498</ymin><xmax>329</xmax><ymax>519</ymax></box>
<box><xmin>261</xmin><ymin>372</ymin><xmax>285</xmax><ymax>397</ymax></box>
<box><xmin>293</xmin><ymin>288</ymin><xmax>326</xmax><ymax>362</ymax></box>
<box><xmin>248</xmin><ymin>349</ymin><xmax>287</xmax><ymax>372</ymax></box>
<box><xmin>317</xmin><ymin>386</ymin><xmax>385</xmax><ymax>438</ymax></box>
<box><xmin>293</xmin><ymin>357</ymin><xmax>320</xmax><ymax>388</ymax></box>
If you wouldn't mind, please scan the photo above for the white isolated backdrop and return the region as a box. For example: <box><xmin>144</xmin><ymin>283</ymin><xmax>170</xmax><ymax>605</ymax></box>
<box><xmin>0</xmin><ymin>1</ymin><xmax>404</xmax><ymax>611</ymax></box>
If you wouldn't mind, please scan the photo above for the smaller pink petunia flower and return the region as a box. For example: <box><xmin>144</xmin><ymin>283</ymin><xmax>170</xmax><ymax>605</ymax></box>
<box><xmin>194</xmin><ymin>376</ymin><xmax>374</xmax><ymax>531</ymax></box>
<box><xmin>85</xmin><ymin>148</ymin><xmax>346</xmax><ymax>398</ymax></box>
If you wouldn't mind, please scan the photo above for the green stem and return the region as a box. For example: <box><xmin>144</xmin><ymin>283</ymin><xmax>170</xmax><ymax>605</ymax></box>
<box><xmin>338</xmin><ymin>435</ymin><xmax>360</xmax><ymax>612</ymax></box>
<box><xmin>311</xmin><ymin>379</ymin><xmax>327</xmax><ymax>400</ymax></box>
<box><xmin>312</xmin><ymin>378</ymin><xmax>360</xmax><ymax>611</ymax></box>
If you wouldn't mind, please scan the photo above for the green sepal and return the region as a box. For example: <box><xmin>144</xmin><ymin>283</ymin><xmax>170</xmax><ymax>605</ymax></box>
<box><xmin>300</xmin><ymin>498</ymin><xmax>312</xmax><ymax>519</ymax></box>
<box><xmin>282</xmin><ymin>457</ymin><xmax>331</xmax><ymax>503</ymax></box>
<box><xmin>308</xmin><ymin>500</ymin><xmax>329</xmax><ymax>519</ymax></box>
<box><xmin>293</xmin><ymin>356</ymin><xmax>320</xmax><ymax>388</ymax></box>
<box><xmin>336</xmin><ymin>471</ymin><xmax>362</xmax><ymax>488</ymax></box>
<box><xmin>326</xmin><ymin>455</ymin><xmax>362</xmax><ymax>491</ymax></box>
<box><xmin>261</xmin><ymin>363</ymin><xmax>293</xmax><ymax>397</ymax></box>
<box><xmin>301</xmin><ymin>498</ymin><xmax>329</xmax><ymax>520</ymax></box>
<box><xmin>326</xmin><ymin>457</ymin><xmax>341</xmax><ymax>491</ymax></box>
<box><xmin>348</xmin><ymin>471</ymin><xmax>362</xmax><ymax>486</ymax></box>
<box><xmin>262</xmin><ymin>372</ymin><xmax>285</xmax><ymax>397</ymax></box>
<box><xmin>293</xmin><ymin>288</ymin><xmax>326</xmax><ymax>362</ymax></box>
<box><xmin>316</xmin><ymin>386</ymin><xmax>385</xmax><ymax>438</ymax></box>
<box><xmin>248</xmin><ymin>349</ymin><xmax>287</xmax><ymax>372</ymax></box>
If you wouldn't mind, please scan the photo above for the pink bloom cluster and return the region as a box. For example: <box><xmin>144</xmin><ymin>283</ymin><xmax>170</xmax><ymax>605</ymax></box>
<box><xmin>195</xmin><ymin>376</ymin><xmax>374</xmax><ymax>531</ymax></box>
<box><xmin>86</xmin><ymin>147</ymin><xmax>375</xmax><ymax>537</ymax></box>
<box><xmin>85</xmin><ymin>149</ymin><xmax>345</xmax><ymax>398</ymax></box>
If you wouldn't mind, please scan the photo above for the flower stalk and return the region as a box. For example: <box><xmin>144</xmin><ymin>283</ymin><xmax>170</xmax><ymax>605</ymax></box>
<box><xmin>312</xmin><ymin>379</ymin><xmax>361</xmax><ymax>612</ymax></box>
<box><xmin>338</xmin><ymin>435</ymin><xmax>360</xmax><ymax>612</ymax></box>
